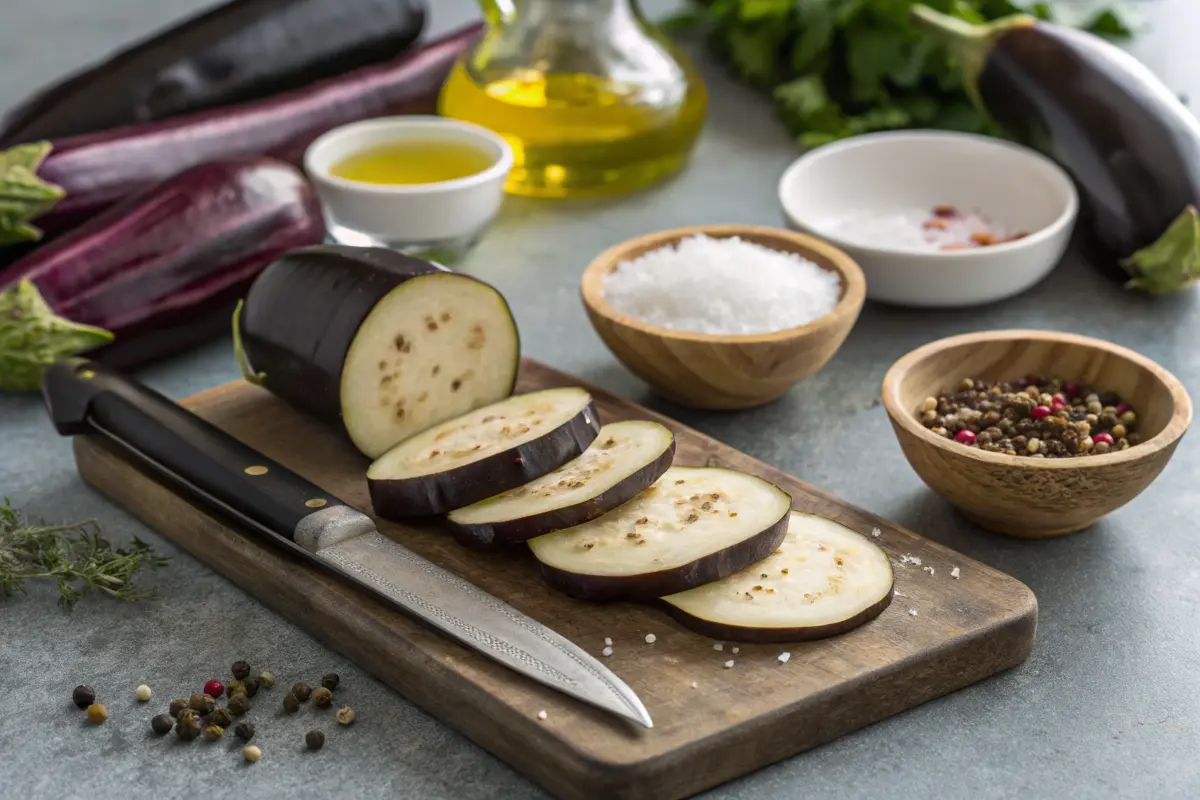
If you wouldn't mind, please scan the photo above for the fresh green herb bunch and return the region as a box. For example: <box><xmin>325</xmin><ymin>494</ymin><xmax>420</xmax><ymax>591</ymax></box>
<box><xmin>668</xmin><ymin>0</ymin><xmax>1135</xmax><ymax>147</ymax></box>
<box><xmin>0</xmin><ymin>499</ymin><xmax>168</xmax><ymax>609</ymax></box>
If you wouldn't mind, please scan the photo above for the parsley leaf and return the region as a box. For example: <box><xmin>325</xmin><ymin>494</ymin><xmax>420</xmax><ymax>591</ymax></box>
<box><xmin>676</xmin><ymin>0</ymin><xmax>1134</xmax><ymax>148</ymax></box>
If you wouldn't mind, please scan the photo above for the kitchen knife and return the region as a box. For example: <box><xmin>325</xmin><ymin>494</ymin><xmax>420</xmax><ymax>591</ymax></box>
<box><xmin>42</xmin><ymin>358</ymin><xmax>652</xmax><ymax>729</ymax></box>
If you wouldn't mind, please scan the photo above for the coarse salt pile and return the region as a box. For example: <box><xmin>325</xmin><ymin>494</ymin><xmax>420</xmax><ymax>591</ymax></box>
<box><xmin>602</xmin><ymin>234</ymin><xmax>841</xmax><ymax>335</ymax></box>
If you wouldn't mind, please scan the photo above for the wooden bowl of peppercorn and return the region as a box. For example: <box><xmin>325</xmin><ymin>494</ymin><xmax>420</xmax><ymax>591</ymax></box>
<box><xmin>582</xmin><ymin>224</ymin><xmax>867</xmax><ymax>410</ymax></box>
<box><xmin>882</xmin><ymin>330</ymin><xmax>1192</xmax><ymax>538</ymax></box>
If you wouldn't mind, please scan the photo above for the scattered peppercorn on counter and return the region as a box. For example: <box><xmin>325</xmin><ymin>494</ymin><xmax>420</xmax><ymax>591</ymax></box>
<box><xmin>69</xmin><ymin>659</ymin><xmax>355</xmax><ymax>763</ymax></box>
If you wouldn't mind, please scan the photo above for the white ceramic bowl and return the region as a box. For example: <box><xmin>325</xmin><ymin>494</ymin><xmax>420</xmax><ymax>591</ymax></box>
<box><xmin>304</xmin><ymin>116</ymin><xmax>514</xmax><ymax>259</ymax></box>
<box><xmin>777</xmin><ymin>130</ymin><xmax>1078</xmax><ymax>308</ymax></box>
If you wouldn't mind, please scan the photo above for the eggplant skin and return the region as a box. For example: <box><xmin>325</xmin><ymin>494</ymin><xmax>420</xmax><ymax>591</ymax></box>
<box><xmin>238</xmin><ymin>245</ymin><xmax>451</xmax><ymax>435</ymax></box>
<box><xmin>979</xmin><ymin>24</ymin><xmax>1200</xmax><ymax>261</ymax></box>
<box><xmin>0</xmin><ymin>0</ymin><xmax>426</xmax><ymax>146</ymax></box>
<box><xmin>659</xmin><ymin>585</ymin><xmax>895</xmax><ymax>645</ymax></box>
<box><xmin>369</xmin><ymin>401</ymin><xmax>603</xmax><ymax>519</ymax></box>
<box><xmin>536</xmin><ymin>509</ymin><xmax>790</xmax><ymax>603</ymax></box>
<box><xmin>0</xmin><ymin>157</ymin><xmax>324</xmax><ymax>370</ymax></box>
<box><xmin>448</xmin><ymin>436</ymin><xmax>677</xmax><ymax>549</ymax></box>
<box><xmin>28</xmin><ymin>24</ymin><xmax>481</xmax><ymax>237</ymax></box>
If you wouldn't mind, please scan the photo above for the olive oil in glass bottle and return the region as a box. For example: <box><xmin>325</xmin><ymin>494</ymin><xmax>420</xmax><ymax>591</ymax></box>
<box><xmin>438</xmin><ymin>0</ymin><xmax>707</xmax><ymax>198</ymax></box>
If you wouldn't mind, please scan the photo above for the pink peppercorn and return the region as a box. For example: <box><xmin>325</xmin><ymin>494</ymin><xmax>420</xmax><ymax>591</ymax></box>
<box><xmin>1062</xmin><ymin>382</ymin><xmax>1080</xmax><ymax>398</ymax></box>
<box><xmin>1030</xmin><ymin>405</ymin><xmax>1052</xmax><ymax>420</ymax></box>
<box><xmin>203</xmin><ymin>680</ymin><xmax>224</xmax><ymax>698</ymax></box>
<box><xmin>1093</xmin><ymin>432</ymin><xmax>1114</xmax><ymax>445</ymax></box>
<box><xmin>1051</xmin><ymin>396</ymin><xmax>1066</xmax><ymax>410</ymax></box>
<box><xmin>954</xmin><ymin>430</ymin><xmax>977</xmax><ymax>445</ymax></box>
<box><xmin>1116</xmin><ymin>403</ymin><xmax>1131</xmax><ymax>415</ymax></box>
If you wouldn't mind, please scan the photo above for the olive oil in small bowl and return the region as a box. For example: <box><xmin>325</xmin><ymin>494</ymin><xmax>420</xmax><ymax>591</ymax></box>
<box><xmin>304</xmin><ymin>116</ymin><xmax>514</xmax><ymax>263</ymax></box>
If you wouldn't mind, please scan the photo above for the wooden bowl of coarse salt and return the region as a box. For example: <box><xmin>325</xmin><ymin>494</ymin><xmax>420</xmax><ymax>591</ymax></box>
<box><xmin>581</xmin><ymin>225</ymin><xmax>866</xmax><ymax>410</ymax></box>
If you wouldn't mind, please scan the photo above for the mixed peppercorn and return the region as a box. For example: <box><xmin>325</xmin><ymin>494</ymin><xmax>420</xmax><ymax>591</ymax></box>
<box><xmin>69</xmin><ymin>659</ymin><xmax>356</xmax><ymax>763</ymax></box>
<box><xmin>919</xmin><ymin>376</ymin><xmax>1140</xmax><ymax>458</ymax></box>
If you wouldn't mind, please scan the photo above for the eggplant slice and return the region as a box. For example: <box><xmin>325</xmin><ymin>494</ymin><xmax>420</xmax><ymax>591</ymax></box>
<box><xmin>527</xmin><ymin>466</ymin><xmax>791</xmax><ymax>602</ymax></box>
<box><xmin>237</xmin><ymin>246</ymin><xmax>520</xmax><ymax>459</ymax></box>
<box><xmin>368</xmin><ymin>387</ymin><xmax>600</xmax><ymax>518</ymax></box>
<box><xmin>661</xmin><ymin>512</ymin><xmax>894</xmax><ymax>643</ymax></box>
<box><xmin>447</xmin><ymin>420</ymin><xmax>676</xmax><ymax>548</ymax></box>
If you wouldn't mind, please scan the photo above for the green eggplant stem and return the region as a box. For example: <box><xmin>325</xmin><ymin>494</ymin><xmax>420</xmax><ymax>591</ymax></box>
<box><xmin>1120</xmin><ymin>206</ymin><xmax>1200</xmax><ymax>295</ymax></box>
<box><xmin>0</xmin><ymin>278</ymin><xmax>113</xmax><ymax>393</ymax></box>
<box><xmin>476</xmin><ymin>0</ymin><xmax>514</xmax><ymax>26</ymax></box>
<box><xmin>0</xmin><ymin>142</ymin><xmax>65</xmax><ymax>246</ymax></box>
<box><xmin>231</xmin><ymin>299</ymin><xmax>266</xmax><ymax>385</ymax></box>
<box><xmin>909</xmin><ymin>4</ymin><xmax>1037</xmax><ymax>114</ymax></box>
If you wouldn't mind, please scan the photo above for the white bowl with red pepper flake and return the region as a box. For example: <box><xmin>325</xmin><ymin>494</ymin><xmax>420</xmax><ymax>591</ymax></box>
<box><xmin>778</xmin><ymin>130</ymin><xmax>1078</xmax><ymax>307</ymax></box>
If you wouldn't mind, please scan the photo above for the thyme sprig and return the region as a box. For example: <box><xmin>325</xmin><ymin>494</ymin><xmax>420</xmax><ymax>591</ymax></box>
<box><xmin>0</xmin><ymin>499</ymin><xmax>169</xmax><ymax>609</ymax></box>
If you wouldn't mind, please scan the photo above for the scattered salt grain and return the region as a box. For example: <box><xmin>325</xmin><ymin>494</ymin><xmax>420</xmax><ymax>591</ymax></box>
<box><xmin>537</xmin><ymin>710</ymin><xmax>548</xmax><ymax>720</ymax></box>
<box><xmin>894</xmin><ymin>591</ymin><xmax>907</xmax><ymax>598</ymax></box>
<box><xmin>602</xmin><ymin>646</ymin><xmax>613</xmax><ymax>657</ymax></box>
<box><xmin>724</xmin><ymin>660</ymin><xmax>735</xmax><ymax>669</ymax></box>
<box><xmin>604</xmin><ymin>637</ymin><xmax>612</xmax><ymax>646</ymax></box>
<box><xmin>777</xmin><ymin>652</ymin><xmax>791</xmax><ymax>664</ymax></box>
<box><xmin>731</xmin><ymin>647</ymin><xmax>740</xmax><ymax>655</ymax></box>
<box><xmin>870</xmin><ymin>527</ymin><xmax>882</xmax><ymax>538</ymax></box>
<box><xmin>602</xmin><ymin>234</ymin><xmax>841</xmax><ymax>335</ymax></box>
<box><xmin>690</xmin><ymin>681</ymin><xmax>698</xmax><ymax>689</ymax></box>
<box><xmin>909</xmin><ymin>608</ymin><xmax>919</xmax><ymax>617</ymax></box>
<box><xmin>645</xmin><ymin>633</ymin><xmax>657</xmax><ymax>644</ymax></box>
<box><xmin>899</xmin><ymin>554</ymin><xmax>923</xmax><ymax>567</ymax></box>
<box><xmin>951</xmin><ymin>567</ymin><xmax>961</xmax><ymax>579</ymax></box>
<box><xmin>923</xmin><ymin>565</ymin><xmax>935</xmax><ymax>576</ymax></box>
<box><xmin>713</xmin><ymin>643</ymin><xmax>724</xmax><ymax>652</ymax></box>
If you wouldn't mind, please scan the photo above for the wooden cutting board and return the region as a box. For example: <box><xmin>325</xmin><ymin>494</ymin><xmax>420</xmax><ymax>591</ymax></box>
<box><xmin>73</xmin><ymin>357</ymin><xmax>1037</xmax><ymax>800</ymax></box>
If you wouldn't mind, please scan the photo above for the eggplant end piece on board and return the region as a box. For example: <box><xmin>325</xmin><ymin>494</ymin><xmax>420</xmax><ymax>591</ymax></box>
<box><xmin>528</xmin><ymin>466</ymin><xmax>792</xmax><ymax>602</ymax></box>
<box><xmin>235</xmin><ymin>245</ymin><xmax>520</xmax><ymax>460</ymax></box>
<box><xmin>660</xmin><ymin>512</ymin><xmax>894</xmax><ymax>644</ymax></box>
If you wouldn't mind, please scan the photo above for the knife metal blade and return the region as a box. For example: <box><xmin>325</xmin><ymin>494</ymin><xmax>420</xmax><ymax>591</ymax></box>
<box><xmin>41</xmin><ymin>358</ymin><xmax>651</xmax><ymax>729</ymax></box>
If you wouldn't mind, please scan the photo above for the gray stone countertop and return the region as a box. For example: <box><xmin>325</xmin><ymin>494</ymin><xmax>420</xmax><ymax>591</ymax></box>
<box><xmin>3</xmin><ymin>0</ymin><xmax>1200</xmax><ymax>798</ymax></box>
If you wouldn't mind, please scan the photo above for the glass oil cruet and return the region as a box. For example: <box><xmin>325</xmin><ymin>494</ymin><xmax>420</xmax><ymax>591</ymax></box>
<box><xmin>438</xmin><ymin>0</ymin><xmax>708</xmax><ymax>198</ymax></box>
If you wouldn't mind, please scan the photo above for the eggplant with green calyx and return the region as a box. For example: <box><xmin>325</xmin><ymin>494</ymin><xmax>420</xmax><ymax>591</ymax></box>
<box><xmin>0</xmin><ymin>0</ymin><xmax>427</xmax><ymax>146</ymax></box>
<box><xmin>0</xmin><ymin>23</ymin><xmax>481</xmax><ymax>243</ymax></box>
<box><xmin>911</xmin><ymin>5</ymin><xmax>1200</xmax><ymax>295</ymax></box>
<box><xmin>0</xmin><ymin>157</ymin><xmax>324</xmax><ymax>393</ymax></box>
<box><xmin>661</xmin><ymin>512</ymin><xmax>894</xmax><ymax>644</ymax></box>
<box><xmin>527</xmin><ymin>466</ymin><xmax>792</xmax><ymax>602</ymax></box>
<box><xmin>368</xmin><ymin>388</ymin><xmax>601</xmax><ymax>519</ymax></box>
<box><xmin>447</xmin><ymin>420</ymin><xmax>676</xmax><ymax>548</ymax></box>
<box><xmin>234</xmin><ymin>245</ymin><xmax>520</xmax><ymax>459</ymax></box>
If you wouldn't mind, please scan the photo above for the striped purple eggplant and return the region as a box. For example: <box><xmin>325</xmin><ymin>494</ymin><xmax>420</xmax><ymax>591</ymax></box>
<box><xmin>0</xmin><ymin>157</ymin><xmax>324</xmax><ymax>392</ymax></box>
<box><xmin>0</xmin><ymin>23</ymin><xmax>481</xmax><ymax>243</ymax></box>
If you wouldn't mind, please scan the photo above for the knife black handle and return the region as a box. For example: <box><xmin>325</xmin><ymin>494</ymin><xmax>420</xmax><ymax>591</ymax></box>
<box><xmin>42</xmin><ymin>358</ymin><xmax>342</xmax><ymax>542</ymax></box>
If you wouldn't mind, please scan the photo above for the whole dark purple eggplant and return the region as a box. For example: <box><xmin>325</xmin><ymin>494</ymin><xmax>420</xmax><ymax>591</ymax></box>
<box><xmin>0</xmin><ymin>0</ymin><xmax>427</xmax><ymax>146</ymax></box>
<box><xmin>0</xmin><ymin>23</ymin><xmax>482</xmax><ymax>243</ymax></box>
<box><xmin>912</xmin><ymin>5</ymin><xmax>1200</xmax><ymax>295</ymax></box>
<box><xmin>0</xmin><ymin>157</ymin><xmax>325</xmax><ymax>392</ymax></box>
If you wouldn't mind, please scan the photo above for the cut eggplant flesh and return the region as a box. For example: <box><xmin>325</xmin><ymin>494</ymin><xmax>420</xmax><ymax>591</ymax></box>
<box><xmin>367</xmin><ymin>387</ymin><xmax>600</xmax><ymax>518</ymax></box>
<box><xmin>447</xmin><ymin>420</ymin><xmax>677</xmax><ymax>547</ymax></box>
<box><xmin>527</xmin><ymin>466</ymin><xmax>791</xmax><ymax>602</ymax></box>
<box><xmin>238</xmin><ymin>246</ymin><xmax>519</xmax><ymax>459</ymax></box>
<box><xmin>661</xmin><ymin>512</ymin><xmax>894</xmax><ymax>643</ymax></box>
<box><xmin>341</xmin><ymin>271</ymin><xmax>520</xmax><ymax>458</ymax></box>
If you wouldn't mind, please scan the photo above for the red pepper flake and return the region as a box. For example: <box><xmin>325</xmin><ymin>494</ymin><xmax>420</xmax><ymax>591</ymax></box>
<box><xmin>932</xmin><ymin>204</ymin><xmax>959</xmax><ymax>218</ymax></box>
<box><xmin>922</xmin><ymin>218</ymin><xmax>950</xmax><ymax>231</ymax></box>
<box><xmin>970</xmin><ymin>232</ymin><xmax>997</xmax><ymax>246</ymax></box>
